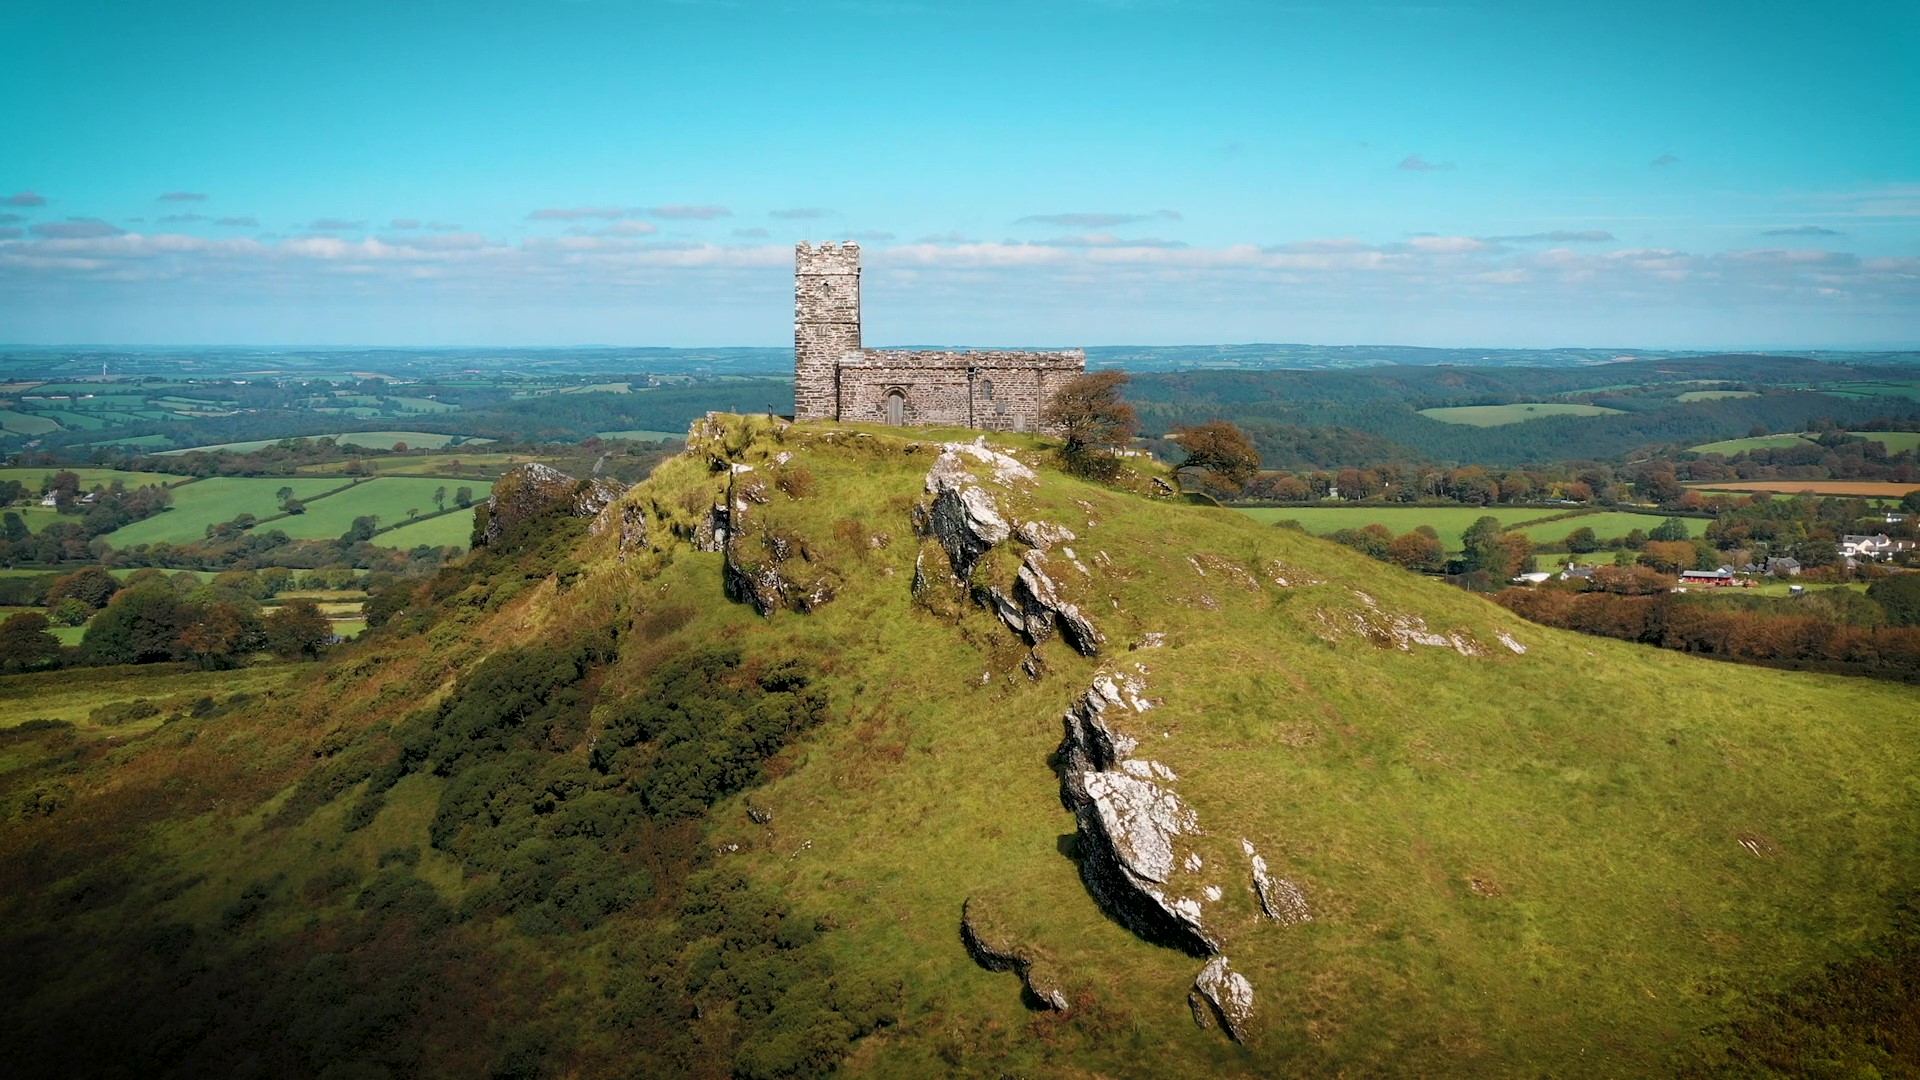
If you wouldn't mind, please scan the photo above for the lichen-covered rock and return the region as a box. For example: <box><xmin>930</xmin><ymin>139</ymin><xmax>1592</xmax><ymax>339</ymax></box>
<box><xmin>590</xmin><ymin>501</ymin><xmax>649</xmax><ymax>562</ymax></box>
<box><xmin>575</xmin><ymin>476</ymin><xmax>628</xmax><ymax>519</ymax></box>
<box><xmin>924</xmin><ymin>442</ymin><xmax>1029</xmax><ymax>579</ymax></box>
<box><xmin>1189</xmin><ymin>956</ymin><xmax>1255</xmax><ymax>1043</ymax></box>
<box><xmin>1242</xmin><ymin>839</ymin><xmax>1311</xmax><ymax>925</ymax></box>
<box><xmin>482</xmin><ymin>463</ymin><xmax>627</xmax><ymax>547</ymax></box>
<box><xmin>1013</xmin><ymin>550</ymin><xmax>1104</xmax><ymax>655</ymax></box>
<box><xmin>1057</xmin><ymin>671</ymin><xmax>1220</xmax><ymax>955</ymax></box>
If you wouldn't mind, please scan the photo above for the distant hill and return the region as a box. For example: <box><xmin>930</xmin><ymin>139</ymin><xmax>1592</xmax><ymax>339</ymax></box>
<box><xmin>2</xmin><ymin>415</ymin><xmax>1916</xmax><ymax>1078</ymax></box>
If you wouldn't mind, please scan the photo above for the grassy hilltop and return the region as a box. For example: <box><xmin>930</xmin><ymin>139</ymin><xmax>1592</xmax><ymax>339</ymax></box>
<box><xmin>2</xmin><ymin>414</ymin><xmax>1917</xmax><ymax>1079</ymax></box>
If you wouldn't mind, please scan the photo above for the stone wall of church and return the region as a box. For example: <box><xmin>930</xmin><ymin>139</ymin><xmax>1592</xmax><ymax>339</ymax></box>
<box><xmin>835</xmin><ymin>350</ymin><xmax>1086</xmax><ymax>433</ymax></box>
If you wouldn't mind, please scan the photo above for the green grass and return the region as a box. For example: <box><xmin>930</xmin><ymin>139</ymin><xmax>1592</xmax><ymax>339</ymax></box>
<box><xmin>1863</xmin><ymin>431</ymin><xmax>1920</xmax><ymax>453</ymax></box>
<box><xmin>160</xmin><ymin>431</ymin><xmax>493</xmax><ymax>455</ymax></box>
<box><xmin>0</xmin><ymin>409</ymin><xmax>63</xmax><ymax>435</ymax></box>
<box><xmin>1690</xmin><ymin>433</ymin><xmax>1816</xmax><ymax>454</ymax></box>
<box><xmin>0</xmin><ymin>466</ymin><xmax>179</xmax><ymax>490</ymax></box>
<box><xmin>100</xmin><ymin>477</ymin><xmax>350</xmax><ymax>548</ymax></box>
<box><xmin>1676</xmin><ymin>389</ymin><xmax>1758</xmax><ymax>401</ymax></box>
<box><xmin>33</xmin><ymin>410</ymin><xmax>112</xmax><ymax>429</ymax></box>
<box><xmin>1235</xmin><ymin>506</ymin><xmax>1556</xmax><ymax>548</ymax></box>
<box><xmin>1821</xmin><ymin>380</ymin><xmax>1920</xmax><ymax>401</ymax></box>
<box><xmin>376</xmin><ymin>508</ymin><xmax>481</xmax><ymax>549</ymax></box>
<box><xmin>8</xmin><ymin>507</ymin><xmax>68</xmax><ymax>533</ymax></box>
<box><xmin>1417</xmin><ymin>403</ymin><xmax>1624</xmax><ymax>426</ymax></box>
<box><xmin>257</xmin><ymin>477</ymin><xmax>493</xmax><ymax>545</ymax></box>
<box><xmin>4</xmin><ymin>416</ymin><xmax>1918</xmax><ymax>1078</ymax></box>
<box><xmin>0</xmin><ymin>663</ymin><xmax>303</xmax><ymax>732</ymax></box>
<box><xmin>382</xmin><ymin>396</ymin><xmax>459</xmax><ymax>412</ymax></box>
<box><xmin>1513</xmin><ymin>511</ymin><xmax>1693</xmax><ymax>544</ymax></box>
<box><xmin>294</xmin><ymin>451</ymin><xmax>531</xmax><ymax>476</ymax></box>
<box><xmin>1744</xmin><ymin>581</ymin><xmax>1868</xmax><ymax>598</ymax></box>
<box><xmin>1685</xmin><ymin>432</ymin><xmax>1920</xmax><ymax>455</ymax></box>
<box><xmin>595</xmin><ymin>429</ymin><xmax>684</xmax><ymax>442</ymax></box>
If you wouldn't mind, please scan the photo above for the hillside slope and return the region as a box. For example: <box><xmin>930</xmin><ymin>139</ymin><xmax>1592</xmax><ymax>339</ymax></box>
<box><xmin>3</xmin><ymin>414</ymin><xmax>1917</xmax><ymax>1079</ymax></box>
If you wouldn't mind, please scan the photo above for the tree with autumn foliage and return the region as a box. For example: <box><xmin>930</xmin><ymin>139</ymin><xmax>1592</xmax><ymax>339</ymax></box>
<box><xmin>1041</xmin><ymin>370</ymin><xmax>1137</xmax><ymax>480</ymax></box>
<box><xmin>1170</xmin><ymin>421</ymin><xmax>1262</xmax><ymax>496</ymax></box>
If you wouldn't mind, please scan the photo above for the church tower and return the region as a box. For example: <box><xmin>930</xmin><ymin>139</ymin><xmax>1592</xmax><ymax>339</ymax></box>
<box><xmin>793</xmin><ymin>241</ymin><xmax>861</xmax><ymax>421</ymax></box>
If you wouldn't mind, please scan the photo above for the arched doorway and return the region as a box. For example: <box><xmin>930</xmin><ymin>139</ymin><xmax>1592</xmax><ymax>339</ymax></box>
<box><xmin>885</xmin><ymin>389</ymin><xmax>907</xmax><ymax>426</ymax></box>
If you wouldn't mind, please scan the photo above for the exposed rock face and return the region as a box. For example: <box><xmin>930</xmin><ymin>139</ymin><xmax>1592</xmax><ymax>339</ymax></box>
<box><xmin>921</xmin><ymin>439</ymin><xmax>1102</xmax><ymax>655</ymax></box>
<box><xmin>1011</xmin><ymin>551</ymin><xmax>1106</xmax><ymax>655</ymax></box>
<box><xmin>1189</xmin><ymin>956</ymin><xmax>1255</xmax><ymax>1043</ymax></box>
<box><xmin>925</xmin><ymin>446</ymin><xmax>1018</xmax><ymax>579</ymax></box>
<box><xmin>589</xmin><ymin>501</ymin><xmax>649</xmax><ymax>562</ymax></box>
<box><xmin>719</xmin><ymin>463</ymin><xmax>835</xmax><ymax>617</ymax></box>
<box><xmin>960</xmin><ymin>898</ymin><xmax>1070</xmax><ymax>1011</ymax></box>
<box><xmin>1058</xmin><ymin>668</ymin><xmax>1220</xmax><ymax>957</ymax></box>
<box><xmin>1315</xmin><ymin>588</ymin><xmax>1488</xmax><ymax>655</ymax></box>
<box><xmin>1243</xmin><ymin>839</ymin><xmax>1311</xmax><ymax>925</ymax></box>
<box><xmin>481</xmin><ymin>463</ymin><xmax>630</xmax><ymax>547</ymax></box>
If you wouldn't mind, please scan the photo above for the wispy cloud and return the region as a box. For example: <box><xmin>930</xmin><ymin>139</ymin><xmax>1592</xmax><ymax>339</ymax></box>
<box><xmin>1016</xmin><ymin>210</ymin><xmax>1182</xmax><ymax>228</ymax></box>
<box><xmin>0</xmin><ymin>227</ymin><xmax>20</xmax><ymax>241</ymax></box>
<box><xmin>1036</xmin><ymin>233</ymin><xmax>1186</xmax><ymax>249</ymax></box>
<box><xmin>733</xmin><ymin>226</ymin><xmax>771</xmax><ymax>239</ymax></box>
<box><xmin>0</xmin><ymin>213</ymin><xmax>24</xmax><ymax>225</ymax></box>
<box><xmin>159</xmin><ymin>213</ymin><xmax>210</xmax><ymax>224</ymax></box>
<box><xmin>157</xmin><ymin>191</ymin><xmax>207</xmax><ymax>202</ymax></box>
<box><xmin>3</xmin><ymin>191</ymin><xmax>48</xmax><ymax>207</ymax></box>
<box><xmin>214</xmin><ymin>216</ymin><xmax>260</xmax><ymax>228</ymax></box>
<box><xmin>30</xmin><ymin>218</ymin><xmax>125</xmax><ymax>239</ymax></box>
<box><xmin>645</xmin><ymin>204</ymin><xmax>731</xmax><ymax>220</ymax></box>
<box><xmin>1397</xmin><ymin>154</ymin><xmax>1454</xmax><ymax>172</ymax></box>
<box><xmin>916</xmin><ymin>231</ymin><xmax>976</xmax><ymax>244</ymax></box>
<box><xmin>306</xmin><ymin>218</ymin><xmax>367</xmax><ymax>231</ymax></box>
<box><xmin>1650</xmin><ymin>154</ymin><xmax>1681</xmax><ymax>168</ymax></box>
<box><xmin>770</xmin><ymin>207</ymin><xmax>831</xmax><ymax>220</ymax></box>
<box><xmin>528</xmin><ymin>206</ymin><xmax>628</xmax><ymax>221</ymax></box>
<box><xmin>566</xmin><ymin>220</ymin><xmax>659</xmax><ymax>238</ymax></box>
<box><xmin>389</xmin><ymin>218</ymin><xmax>422</xmax><ymax>230</ymax></box>
<box><xmin>1762</xmin><ymin>225</ymin><xmax>1842</xmax><ymax>237</ymax></box>
<box><xmin>1482</xmin><ymin>230</ymin><xmax>1616</xmax><ymax>244</ymax></box>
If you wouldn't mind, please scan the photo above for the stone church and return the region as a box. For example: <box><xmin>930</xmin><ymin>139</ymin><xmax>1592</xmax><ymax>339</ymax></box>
<box><xmin>793</xmin><ymin>241</ymin><xmax>1085</xmax><ymax>431</ymax></box>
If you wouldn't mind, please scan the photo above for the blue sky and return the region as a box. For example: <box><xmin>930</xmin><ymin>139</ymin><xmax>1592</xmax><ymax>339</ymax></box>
<box><xmin>1</xmin><ymin>0</ymin><xmax>1915</xmax><ymax>348</ymax></box>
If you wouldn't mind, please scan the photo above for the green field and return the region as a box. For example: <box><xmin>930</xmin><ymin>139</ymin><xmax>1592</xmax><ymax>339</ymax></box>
<box><xmin>161</xmin><ymin>431</ymin><xmax>493</xmax><ymax>455</ymax></box>
<box><xmin>595</xmin><ymin>429</ymin><xmax>685</xmax><ymax>442</ymax></box>
<box><xmin>8</xmin><ymin>507</ymin><xmax>67</xmax><ymax>533</ymax></box>
<box><xmin>0</xmin><ymin>409</ymin><xmax>62</xmax><ymax>435</ymax></box>
<box><xmin>1675</xmin><ymin>389</ymin><xmax>1758</xmax><ymax>401</ymax></box>
<box><xmin>0</xmin><ymin>663</ymin><xmax>304</xmax><ymax>732</ymax></box>
<box><xmin>383</xmin><ymin>396</ymin><xmax>459</xmax><ymax>413</ymax></box>
<box><xmin>100</xmin><ymin>477</ymin><xmax>352</xmax><ymax>548</ymax></box>
<box><xmin>0</xmin><ymin>466</ymin><xmax>180</xmax><ymax>490</ymax></box>
<box><xmin>1691</xmin><ymin>431</ymin><xmax>1920</xmax><ymax>455</ymax></box>
<box><xmin>1690</xmin><ymin>433</ymin><xmax>1817</xmax><ymax>454</ymax></box>
<box><xmin>1418</xmin><ymin>403</ymin><xmax>1624</xmax><ymax>426</ymax></box>
<box><xmin>1235</xmin><ymin>506</ymin><xmax>1552</xmax><ymax>548</ymax></box>
<box><xmin>377</xmin><ymin>508</ymin><xmax>481</xmax><ymax>549</ymax></box>
<box><xmin>1234</xmin><ymin>506</ymin><xmax>1707</xmax><ymax>549</ymax></box>
<box><xmin>1821</xmin><ymin>380</ymin><xmax>1920</xmax><ymax>401</ymax></box>
<box><xmin>259</xmin><ymin>477</ymin><xmax>493</xmax><ymax>544</ymax></box>
<box><xmin>1514</xmin><ymin>511</ymin><xmax>1692</xmax><ymax>545</ymax></box>
<box><xmin>295</xmin><ymin>451</ymin><xmax>529</xmax><ymax>476</ymax></box>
